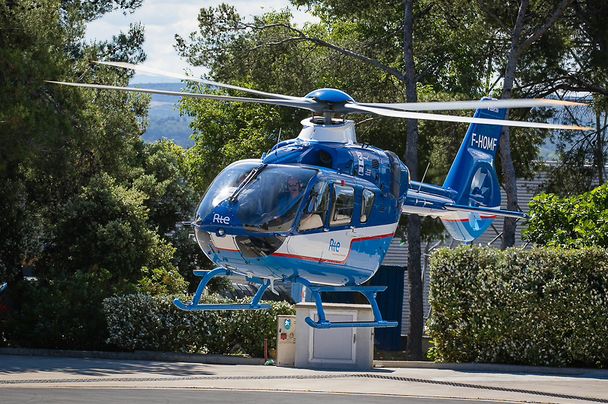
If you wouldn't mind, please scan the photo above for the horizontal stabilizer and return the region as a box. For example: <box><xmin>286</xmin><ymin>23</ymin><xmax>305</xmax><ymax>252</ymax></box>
<box><xmin>444</xmin><ymin>204</ymin><xmax>527</xmax><ymax>219</ymax></box>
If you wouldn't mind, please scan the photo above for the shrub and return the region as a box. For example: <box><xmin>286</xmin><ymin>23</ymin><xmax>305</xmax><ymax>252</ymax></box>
<box><xmin>524</xmin><ymin>183</ymin><xmax>608</xmax><ymax>248</ymax></box>
<box><xmin>428</xmin><ymin>246</ymin><xmax>608</xmax><ymax>368</ymax></box>
<box><xmin>4</xmin><ymin>271</ymin><xmax>114</xmax><ymax>350</ymax></box>
<box><xmin>103</xmin><ymin>293</ymin><xmax>294</xmax><ymax>357</ymax></box>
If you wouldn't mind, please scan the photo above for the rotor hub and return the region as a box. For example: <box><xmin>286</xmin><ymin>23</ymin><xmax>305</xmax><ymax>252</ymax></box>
<box><xmin>305</xmin><ymin>88</ymin><xmax>354</xmax><ymax>104</ymax></box>
<box><xmin>297</xmin><ymin>118</ymin><xmax>357</xmax><ymax>144</ymax></box>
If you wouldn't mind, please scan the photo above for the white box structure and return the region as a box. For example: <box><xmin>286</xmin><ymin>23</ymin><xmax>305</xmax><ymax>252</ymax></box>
<box><xmin>294</xmin><ymin>302</ymin><xmax>374</xmax><ymax>370</ymax></box>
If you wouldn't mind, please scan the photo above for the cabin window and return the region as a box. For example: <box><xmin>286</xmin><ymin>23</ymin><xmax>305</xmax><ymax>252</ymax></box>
<box><xmin>330</xmin><ymin>184</ymin><xmax>354</xmax><ymax>226</ymax></box>
<box><xmin>298</xmin><ymin>181</ymin><xmax>329</xmax><ymax>232</ymax></box>
<box><xmin>361</xmin><ymin>189</ymin><xmax>375</xmax><ymax>223</ymax></box>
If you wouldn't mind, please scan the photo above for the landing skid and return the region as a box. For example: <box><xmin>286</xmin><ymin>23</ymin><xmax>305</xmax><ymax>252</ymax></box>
<box><xmin>173</xmin><ymin>268</ymin><xmax>398</xmax><ymax>329</ymax></box>
<box><xmin>294</xmin><ymin>278</ymin><xmax>398</xmax><ymax>329</ymax></box>
<box><xmin>173</xmin><ymin>268</ymin><xmax>272</xmax><ymax>311</ymax></box>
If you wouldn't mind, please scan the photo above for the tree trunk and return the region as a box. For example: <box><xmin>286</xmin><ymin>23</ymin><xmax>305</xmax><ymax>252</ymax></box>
<box><xmin>499</xmin><ymin>0</ymin><xmax>573</xmax><ymax>247</ymax></box>
<box><xmin>499</xmin><ymin>0</ymin><xmax>528</xmax><ymax>249</ymax></box>
<box><xmin>595</xmin><ymin>110</ymin><xmax>606</xmax><ymax>185</ymax></box>
<box><xmin>403</xmin><ymin>0</ymin><xmax>423</xmax><ymax>360</ymax></box>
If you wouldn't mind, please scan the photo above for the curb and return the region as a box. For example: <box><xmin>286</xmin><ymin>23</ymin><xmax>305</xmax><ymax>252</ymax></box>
<box><xmin>1</xmin><ymin>347</ymin><xmax>606</xmax><ymax>377</ymax></box>
<box><xmin>0</xmin><ymin>347</ymin><xmax>264</xmax><ymax>366</ymax></box>
<box><xmin>373</xmin><ymin>360</ymin><xmax>608</xmax><ymax>377</ymax></box>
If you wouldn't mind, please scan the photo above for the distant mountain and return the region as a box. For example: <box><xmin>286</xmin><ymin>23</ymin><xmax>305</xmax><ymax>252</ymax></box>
<box><xmin>134</xmin><ymin>83</ymin><xmax>194</xmax><ymax>148</ymax></box>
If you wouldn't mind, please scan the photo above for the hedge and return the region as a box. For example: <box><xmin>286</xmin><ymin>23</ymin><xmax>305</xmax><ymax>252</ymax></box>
<box><xmin>103</xmin><ymin>293</ymin><xmax>294</xmax><ymax>357</ymax></box>
<box><xmin>428</xmin><ymin>247</ymin><xmax>608</xmax><ymax>368</ymax></box>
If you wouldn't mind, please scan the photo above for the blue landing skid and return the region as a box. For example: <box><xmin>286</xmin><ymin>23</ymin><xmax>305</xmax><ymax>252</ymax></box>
<box><xmin>295</xmin><ymin>279</ymin><xmax>398</xmax><ymax>329</ymax></box>
<box><xmin>173</xmin><ymin>268</ymin><xmax>272</xmax><ymax>311</ymax></box>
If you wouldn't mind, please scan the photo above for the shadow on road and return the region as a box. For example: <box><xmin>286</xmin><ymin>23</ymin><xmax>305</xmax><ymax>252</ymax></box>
<box><xmin>0</xmin><ymin>355</ymin><xmax>214</xmax><ymax>377</ymax></box>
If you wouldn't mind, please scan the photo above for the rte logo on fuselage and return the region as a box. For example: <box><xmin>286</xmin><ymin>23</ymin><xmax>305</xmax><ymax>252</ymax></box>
<box><xmin>213</xmin><ymin>213</ymin><xmax>231</xmax><ymax>225</ymax></box>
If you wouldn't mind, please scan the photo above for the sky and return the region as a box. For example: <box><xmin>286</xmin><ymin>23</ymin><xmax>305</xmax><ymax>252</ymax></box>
<box><xmin>86</xmin><ymin>0</ymin><xmax>319</xmax><ymax>83</ymax></box>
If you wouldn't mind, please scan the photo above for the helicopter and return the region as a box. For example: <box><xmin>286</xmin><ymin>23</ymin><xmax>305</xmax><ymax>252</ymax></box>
<box><xmin>48</xmin><ymin>61</ymin><xmax>590</xmax><ymax>329</ymax></box>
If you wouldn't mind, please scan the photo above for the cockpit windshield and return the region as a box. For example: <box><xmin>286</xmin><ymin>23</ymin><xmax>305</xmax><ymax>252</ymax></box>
<box><xmin>197</xmin><ymin>161</ymin><xmax>317</xmax><ymax>233</ymax></box>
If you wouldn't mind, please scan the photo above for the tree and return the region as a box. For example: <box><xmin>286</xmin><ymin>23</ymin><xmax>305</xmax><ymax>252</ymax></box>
<box><xmin>0</xmin><ymin>0</ymin><xmax>146</xmax><ymax>287</ymax></box>
<box><xmin>402</xmin><ymin>0</ymin><xmax>423</xmax><ymax>360</ymax></box>
<box><xmin>541</xmin><ymin>0</ymin><xmax>608</xmax><ymax>194</ymax></box>
<box><xmin>132</xmin><ymin>140</ymin><xmax>197</xmax><ymax>234</ymax></box>
<box><xmin>182</xmin><ymin>97</ymin><xmax>287</xmax><ymax>195</ymax></box>
<box><xmin>0</xmin><ymin>0</ymin><xmax>202</xmax><ymax>349</ymax></box>
<box><xmin>6</xmin><ymin>172</ymin><xmax>187</xmax><ymax>349</ymax></box>
<box><xmin>545</xmin><ymin>95</ymin><xmax>607</xmax><ymax>196</ymax></box>
<box><xmin>495</xmin><ymin>0</ymin><xmax>576</xmax><ymax>248</ymax></box>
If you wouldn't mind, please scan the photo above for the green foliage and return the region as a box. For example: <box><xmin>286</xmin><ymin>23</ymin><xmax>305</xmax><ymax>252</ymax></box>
<box><xmin>167</xmin><ymin>226</ymin><xmax>223</xmax><ymax>293</ymax></box>
<box><xmin>41</xmin><ymin>173</ymin><xmax>185</xmax><ymax>291</ymax></box>
<box><xmin>174</xmin><ymin>1</ymin><xmax>570</xmax><ymax>216</ymax></box>
<box><xmin>132</xmin><ymin>140</ymin><xmax>197</xmax><ymax>234</ymax></box>
<box><xmin>547</xmin><ymin>95</ymin><xmax>608</xmax><ymax>194</ymax></box>
<box><xmin>6</xmin><ymin>271</ymin><xmax>114</xmax><ymax>349</ymax></box>
<box><xmin>137</xmin><ymin>266</ymin><xmax>188</xmax><ymax>296</ymax></box>
<box><xmin>0</xmin><ymin>1</ymin><xmax>210</xmax><ymax>352</ymax></box>
<box><xmin>103</xmin><ymin>293</ymin><xmax>294</xmax><ymax>357</ymax></box>
<box><xmin>428</xmin><ymin>247</ymin><xmax>608</xmax><ymax>368</ymax></box>
<box><xmin>524</xmin><ymin>183</ymin><xmax>608</xmax><ymax>247</ymax></box>
<box><xmin>2</xmin><ymin>172</ymin><xmax>189</xmax><ymax>350</ymax></box>
<box><xmin>0</xmin><ymin>0</ymin><xmax>147</xmax><ymax>282</ymax></box>
<box><xmin>182</xmin><ymin>97</ymin><xmax>283</xmax><ymax>194</ymax></box>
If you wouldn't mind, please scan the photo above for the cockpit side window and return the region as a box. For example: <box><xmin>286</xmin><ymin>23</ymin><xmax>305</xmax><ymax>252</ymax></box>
<box><xmin>361</xmin><ymin>189</ymin><xmax>375</xmax><ymax>223</ymax></box>
<box><xmin>298</xmin><ymin>181</ymin><xmax>329</xmax><ymax>232</ymax></box>
<box><xmin>330</xmin><ymin>184</ymin><xmax>354</xmax><ymax>227</ymax></box>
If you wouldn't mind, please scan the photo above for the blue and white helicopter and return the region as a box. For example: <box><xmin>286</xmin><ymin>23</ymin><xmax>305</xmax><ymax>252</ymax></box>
<box><xmin>49</xmin><ymin>61</ymin><xmax>589</xmax><ymax>329</ymax></box>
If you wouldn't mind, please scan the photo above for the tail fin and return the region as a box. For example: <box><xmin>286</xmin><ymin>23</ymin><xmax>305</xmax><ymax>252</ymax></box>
<box><xmin>441</xmin><ymin>99</ymin><xmax>506</xmax><ymax>242</ymax></box>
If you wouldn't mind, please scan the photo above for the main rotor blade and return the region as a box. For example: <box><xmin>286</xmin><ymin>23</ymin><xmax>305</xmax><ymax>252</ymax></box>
<box><xmin>359</xmin><ymin>98</ymin><xmax>586</xmax><ymax>112</ymax></box>
<box><xmin>95</xmin><ymin>61</ymin><xmax>307</xmax><ymax>102</ymax></box>
<box><xmin>46</xmin><ymin>81</ymin><xmax>319</xmax><ymax>112</ymax></box>
<box><xmin>345</xmin><ymin>103</ymin><xmax>593</xmax><ymax>131</ymax></box>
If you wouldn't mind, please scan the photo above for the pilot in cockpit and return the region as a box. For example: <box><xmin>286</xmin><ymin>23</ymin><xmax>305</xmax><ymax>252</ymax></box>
<box><xmin>286</xmin><ymin>176</ymin><xmax>303</xmax><ymax>201</ymax></box>
<box><xmin>275</xmin><ymin>176</ymin><xmax>304</xmax><ymax>214</ymax></box>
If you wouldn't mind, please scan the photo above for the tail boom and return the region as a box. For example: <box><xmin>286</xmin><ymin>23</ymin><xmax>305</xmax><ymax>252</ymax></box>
<box><xmin>401</xmin><ymin>190</ymin><xmax>525</xmax><ymax>242</ymax></box>
<box><xmin>400</xmin><ymin>99</ymin><xmax>527</xmax><ymax>242</ymax></box>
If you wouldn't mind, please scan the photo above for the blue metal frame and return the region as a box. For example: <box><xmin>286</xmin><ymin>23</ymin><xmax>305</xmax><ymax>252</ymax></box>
<box><xmin>173</xmin><ymin>268</ymin><xmax>272</xmax><ymax>311</ymax></box>
<box><xmin>295</xmin><ymin>278</ymin><xmax>398</xmax><ymax>329</ymax></box>
<box><xmin>173</xmin><ymin>269</ymin><xmax>398</xmax><ymax>329</ymax></box>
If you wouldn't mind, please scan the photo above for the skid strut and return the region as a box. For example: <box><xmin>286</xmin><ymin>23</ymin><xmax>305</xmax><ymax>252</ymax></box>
<box><xmin>173</xmin><ymin>267</ymin><xmax>272</xmax><ymax>311</ymax></box>
<box><xmin>295</xmin><ymin>278</ymin><xmax>398</xmax><ymax>329</ymax></box>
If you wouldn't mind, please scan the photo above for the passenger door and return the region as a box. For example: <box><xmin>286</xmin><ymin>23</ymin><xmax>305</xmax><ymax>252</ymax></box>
<box><xmin>320</xmin><ymin>182</ymin><xmax>356</xmax><ymax>264</ymax></box>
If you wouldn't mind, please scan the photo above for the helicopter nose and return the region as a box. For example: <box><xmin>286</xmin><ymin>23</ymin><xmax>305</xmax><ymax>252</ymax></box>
<box><xmin>194</xmin><ymin>225</ymin><xmax>285</xmax><ymax>260</ymax></box>
<box><xmin>234</xmin><ymin>235</ymin><xmax>285</xmax><ymax>258</ymax></box>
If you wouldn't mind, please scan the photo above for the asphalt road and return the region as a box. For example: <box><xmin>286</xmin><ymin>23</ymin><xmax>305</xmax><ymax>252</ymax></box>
<box><xmin>1</xmin><ymin>388</ymin><xmax>500</xmax><ymax>404</ymax></box>
<box><xmin>2</xmin><ymin>354</ymin><xmax>607</xmax><ymax>403</ymax></box>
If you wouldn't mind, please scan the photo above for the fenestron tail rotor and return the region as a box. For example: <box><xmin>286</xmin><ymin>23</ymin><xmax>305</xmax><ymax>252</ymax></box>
<box><xmin>47</xmin><ymin>62</ymin><xmax>593</xmax><ymax>131</ymax></box>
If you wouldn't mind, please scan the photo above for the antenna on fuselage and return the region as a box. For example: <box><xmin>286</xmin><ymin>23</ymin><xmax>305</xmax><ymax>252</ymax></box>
<box><xmin>356</xmin><ymin>117</ymin><xmax>374</xmax><ymax>126</ymax></box>
<box><xmin>418</xmin><ymin>161</ymin><xmax>431</xmax><ymax>191</ymax></box>
<box><xmin>276</xmin><ymin>128</ymin><xmax>282</xmax><ymax>144</ymax></box>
